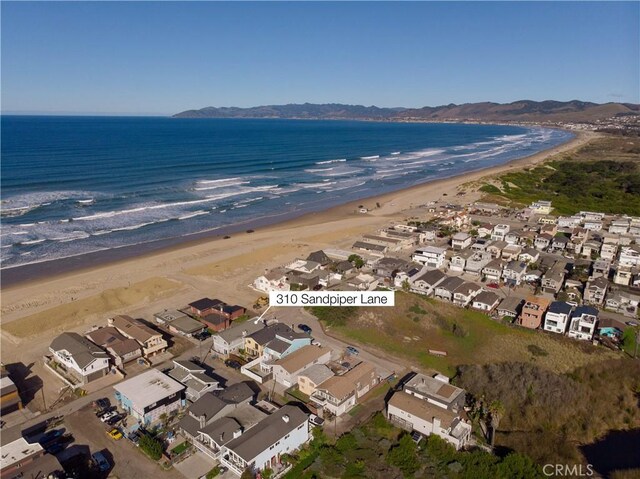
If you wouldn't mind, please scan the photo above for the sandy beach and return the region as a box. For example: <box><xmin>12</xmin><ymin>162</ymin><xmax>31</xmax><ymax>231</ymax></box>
<box><xmin>0</xmin><ymin>129</ymin><xmax>595</xmax><ymax>366</ymax></box>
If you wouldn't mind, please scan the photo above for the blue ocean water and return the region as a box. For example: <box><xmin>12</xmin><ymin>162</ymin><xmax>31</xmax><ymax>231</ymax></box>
<box><xmin>1</xmin><ymin>116</ymin><xmax>573</xmax><ymax>269</ymax></box>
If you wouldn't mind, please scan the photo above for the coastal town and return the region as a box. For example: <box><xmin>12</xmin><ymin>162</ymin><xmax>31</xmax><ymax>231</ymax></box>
<box><xmin>2</xmin><ymin>182</ymin><xmax>639</xmax><ymax>479</ymax></box>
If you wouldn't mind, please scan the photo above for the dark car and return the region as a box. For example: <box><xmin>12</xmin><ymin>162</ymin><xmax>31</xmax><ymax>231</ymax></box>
<box><xmin>225</xmin><ymin>359</ymin><xmax>242</xmax><ymax>370</ymax></box>
<box><xmin>45</xmin><ymin>442</ymin><xmax>66</xmax><ymax>454</ymax></box>
<box><xmin>194</xmin><ymin>331</ymin><xmax>211</xmax><ymax>341</ymax></box>
<box><xmin>39</xmin><ymin>429</ymin><xmax>64</xmax><ymax>445</ymax></box>
<box><xmin>346</xmin><ymin>346</ymin><xmax>359</xmax><ymax>356</ymax></box>
<box><xmin>298</xmin><ymin>324</ymin><xmax>312</xmax><ymax>334</ymax></box>
<box><xmin>94</xmin><ymin>398</ymin><xmax>110</xmax><ymax>410</ymax></box>
<box><xmin>106</xmin><ymin>414</ymin><xmax>124</xmax><ymax>426</ymax></box>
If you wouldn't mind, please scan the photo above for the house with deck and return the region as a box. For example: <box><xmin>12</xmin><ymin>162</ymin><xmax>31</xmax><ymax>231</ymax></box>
<box><xmin>543</xmin><ymin>301</ymin><xmax>573</xmax><ymax>334</ymax></box>
<box><xmin>108</xmin><ymin>315</ymin><xmax>167</xmax><ymax>357</ymax></box>
<box><xmin>520</xmin><ymin>296</ymin><xmax>551</xmax><ymax>330</ymax></box>
<box><xmin>49</xmin><ymin>332</ymin><xmax>110</xmax><ymax>385</ymax></box>
<box><xmin>567</xmin><ymin>306</ymin><xmax>599</xmax><ymax>341</ymax></box>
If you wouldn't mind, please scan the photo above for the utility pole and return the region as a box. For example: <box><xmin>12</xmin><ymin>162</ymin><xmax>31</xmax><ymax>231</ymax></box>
<box><xmin>635</xmin><ymin>328</ymin><xmax>640</xmax><ymax>359</ymax></box>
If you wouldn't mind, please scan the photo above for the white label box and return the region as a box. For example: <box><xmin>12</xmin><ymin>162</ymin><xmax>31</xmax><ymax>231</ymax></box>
<box><xmin>269</xmin><ymin>291</ymin><xmax>395</xmax><ymax>307</ymax></box>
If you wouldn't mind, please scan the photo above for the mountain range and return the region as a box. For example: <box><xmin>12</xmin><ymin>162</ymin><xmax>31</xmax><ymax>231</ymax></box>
<box><xmin>174</xmin><ymin>100</ymin><xmax>639</xmax><ymax>123</ymax></box>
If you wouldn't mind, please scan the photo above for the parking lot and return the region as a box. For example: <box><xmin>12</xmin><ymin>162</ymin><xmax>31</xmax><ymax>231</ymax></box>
<box><xmin>60</xmin><ymin>403</ymin><xmax>183</xmax><ymax>479</ymax></box>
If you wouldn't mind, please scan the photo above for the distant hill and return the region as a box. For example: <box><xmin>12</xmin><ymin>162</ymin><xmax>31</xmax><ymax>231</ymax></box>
<box><xmin>174</xmin><ymin>100</ymin><xmax>639</xmax><ymax>123</ymax></box>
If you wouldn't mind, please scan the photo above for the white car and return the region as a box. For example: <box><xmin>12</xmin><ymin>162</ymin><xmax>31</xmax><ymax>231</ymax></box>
<box><xmin>100</xmin><ymin>411</ymin><xmax>118</xmax><ymax>422</ymax></box>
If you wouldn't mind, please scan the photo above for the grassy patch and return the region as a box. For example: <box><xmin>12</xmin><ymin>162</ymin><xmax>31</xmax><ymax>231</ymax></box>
<box><xmin>477</xmin><ymin>136</ymin><xmax>640</xmax><ymax>215</ymax></box>
<box><xmin>311</xmin><ymin>291</ymin><xmax>618</xmax><ymax>375</ymax></box>
<box><xmin>171</xmin><ymin>441</ymin><xmax>190</xmax><ymax>456</ymax></box>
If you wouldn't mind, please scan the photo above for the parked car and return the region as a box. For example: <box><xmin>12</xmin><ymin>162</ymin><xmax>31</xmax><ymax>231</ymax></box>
<box><xmin>225</xmin><ymin>359</ymin><xmax>242</xmax><ymax>370</ymax></box>
<box><xmin>626</xmin><ymin>320</ymin><xmax>639</xmax><ymax>327</ymax></box>
<box><xmin>346</xmin><ymin>346</ymin><xmax>359</xmax><ymax>356</ymax></box>
<box><xmin>39</xmin><ymin>429</ymin><xmax>64</xmax><ymax>445</ymax></box>
<box><xmin>298</xmin><ymin>324</ymin><xmax>312</xmax><ymax>334</ymax></box>
<box><xmin>45</xmin><ymin>442</ymin><xmax>66</xmax><ymax>454</ymax></box>
<box><xmin>194</xmin><ymin>331</ymin><xmax>211</xmax><ymax>341</ymax></box>
<box><xmin>95</xmin><ymin>406</ymin><xmax>116</xmax><ymax>417</ymax></box>
<box><xmin>108</xmin><ymin>428</ymin><xmax>123</xmax><ymax>440</ymax></box>
<box><xmin>100</xmin><ymin>411</ymin><xmax>118</xmax><ymax>423</ymax></box>
<box><xmin>486</xmin><ymin>283</ymin><xmax>499</xmax><ymax>289</ymax></box>
<box><xmin>127</xmin><ymin>431</ymin><xmax>141</xmax><ymax>446</ymax></box>
<box><xmin>106</xmin><ymin>414</ymin><xmax>124</xmax><ymax>426</ymax></box>
<box><xmin>94</xmin><ymin>398</ymin><xmax>110</xmax><ymax>410</ymax></box>
<box><xmin>92</xmin><ymin>451</ymin><xmax>110</xmax><ymax>472</ymax></box>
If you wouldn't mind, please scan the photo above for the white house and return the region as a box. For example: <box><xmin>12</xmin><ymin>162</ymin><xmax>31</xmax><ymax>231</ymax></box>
<box><xmin>619</xmin><ymin>245</ymin><xmax>640</xmax><ymax>267</ymax></box>
<box><xmin>543</xmin><ymin>301</ymin><xmax>572</xmax><ymax>334</ymax></box>
<box><xmin>220</xmin><ymin>405</ymin><xmax>309</xmax><ymax>476</ymax></box>
<box><xmin>530</xmin><ymin>201</ymin><xmax>553</xmax><ymax>215</ymax></box>
<box><xmin>567</xmin><ymin>306</ymin><xmax>599</xmax><ymax>341</ymax></box>
<box><xmin>410</xmin><ymin>268</ymin><xmax>446</xmax><ymax>296</ymax></box>
<box><xmin>491</xmin><ymin>224</ymin><xmax>510</xmax><ymax>242</ymax></box>
<box><xmin>471</xmin><ymin>291</ymin><xmax>501</xmax><ymax>313</ymax></box>
<box><xmin>412</xmin><ymin>246</ymin><xmax>446</xmax><ymax>269</ymax></box>
<box><xmin>49</xmin><ymin>332</ymin><xmax>110</xmax><ymax>385</ymax></box>
<box><xmin>271</xmin><ymin>346</ymin><xmax>332</xmax><ymax>388</ymax></box>
<box><xmin>387</xmin><ymin>391</ymin><xmax>471</xmax><ymax>450</ymax></box>
<box><xmin>253</xmin><ymin>268</ymin><xmax>291</xmax><ymax>293</ymax></box>
<box><xmin>452</xmin><ymin>282</ymin><xmax>482</xmax><ymax>307</ymax></box>
<box><xmin>451</xmin><ymin>232</ymin><xmax>472</xmax><ymax>250</ymax></box>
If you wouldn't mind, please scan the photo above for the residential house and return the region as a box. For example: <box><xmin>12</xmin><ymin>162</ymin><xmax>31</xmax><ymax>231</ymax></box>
<box><xmin>212</xmin><ymin>320</ymin><xmax>266</xmax><ymax>357</ymax></box>
<box><xmin>487</xmin><ymin>241</ymin><xmax>508</xmax><ymax>258</ymax></box>
<box><xmin>581</xmin><ymin>241</ymin><xmax>601</xmax><ymax>259</ymax></box>
<box><xmin>592</xmin><ymin>259</ymin><xmax>611</xmax><ymax>278</ymax></box>
<box><xmin>524</xmin><ymin>270</ymin><xmax>542</xmax><ymax>283</ymax></box>
<box><xmin>451</xmin><ymin>232</ymin><xmax>472</xmax><ymax>250</ymax></box>
<box><xmin>613</xmin><ymin>264</ymin><xmax>635</xmax><ymax>286</ymax></box>
<box><xmin>410</xmin><ymin>269</ymin><xmax>446</xmax><ymax>296</ymax></box>
<box><xmin>0</xmin><ymin>366</ymin><xmax>22</xmax><ymax>415</ymax></box>
<box><xmin>352</xmin><ymin>240</ymin><xmax>387</xmax><ymax>256</ymax></box>
<box><xmin>154</xmin><ymin>310</ymin><xmax>206</xmax><ymax>337</ymax></box>
<box><xmin>551</xmin><ymin>235</ymin><xmax>569</xmax><ymax>251</ymax></box>
<box><xmin>403</xmin><ymin>373</ymin><xmax>466</xmax><ymax>412</ymax></box>
<box><xmin>584</xmin><ymin>221</ymin><xmax>603</xmax><ymax>231</ymax></box>
<box><xmin>434</xmin><ymin>276</ymin><xmax>465</xmax><ymax>302</ymax></box>
<box><xmin>538</xmin><ymin>215</ymin><xmax>557</xmax><ymax>226</ymax></box>
<box><xmin>520</xmin><ymin>296</ymin><xmax>551</xmax><ymax>330</ymax></box>
<box><xmin>530</xmin><ymin>201</ymin><xmax>553</xmax><ymax>215</ymax></box>
<box><xmin>310</xmin><ymin>361</ymin><xmax>379</xmax><ymax>417</ymax></box>
<box><xmin>253</xmin><ymin>268</ymin><xmax>290</xmax><ymax>293</ymax></box>
<box><xmin>109</xmin><ymin>315</ymin><xmax>167</xmax><ymax>357</ymax></box>
<box><xmin>464</xmin><ymin>251</ymin><xmax>492</xmax><ymax>276</ymax></box>
<box><xmin>558</xmin><ymin>216</ymin><xmax>582</xmax><ymax>228</ymax></box>
<box><xmin>452</xmin><ymin>282</ymin><xmax>482</xmax><ymax>307</ymax></box>
<box><xmin>584</xmin><ymin>276</ymin><xmax>609</xmax><ymax>305</ymax></box>
<box><xmin>345</xmin><ymin>273</ymin><xmax>379</xmax><ymax>291</ymax></box>
<box><xmin>471</xmin><ymin>291</ymin><xmax>501</xmax><ymax>313</ymax></box>
<box><xmin>501</xmin><ymin>244</ymin><xmax>522</xmax><ymax>261</ymax></box>
<box><xmin>271</xmin><ymin>346</ymin><xmax>332</xmax><ymax>388</ymax></box>
<box><xmin>220</xmin><ymin>405</ymin><xmax>309</xmax><ymax>476</ymax></box>
<box><xmin>286</xmin><ymin>259</ymin><xmax>322</xmax><ymax>274</ymax></box>
<box><xmin>605</xmin><ymin>291</ymin><xmax>640</xmax><ymax>317</ymax></box>
<box><xmin>188</xmin><ymin>298</ymin><xmax>224</xmax><ymax>317</ymax></box>
<box><xmin>362</xmin><ymin>235</ymin><xmax>404</xmax><ymax>252</ymax></box>
<box><xmin>168</xmin><ymin>360</ymin><xmax>221</xmax><ymax>402</ymax></box>
<box><xmin>581</xmin><ymin>211</ymin><xmax>605</xmax><ymax>222</ymax></box>
<box><xmin>477</xmin><ymin>224</ymin><xmax>493</xmax><ymax>238</ymax></box>
<box><xmin>497</xmin><ymin>296</ymin><xmax>524</xmax><ymax>320</ymax></box>
<box><xmin>619</xmin><ymin>245</ymin><xmax>640</xmax><ymax>267</ymax></box>
<box><xmin>0</xmin><ymin>437</ymin><xmax>63</xmax><ymax>479</ymax></box>
<box><xmin>114</xmin><ymin>369</ymin><xmax>185</xmax><ymax>426</ymax></box>
<box><xmin>600</xmin><ymin>243</ymin><xmax>618</xmax><ymax>261</ymax></box>
<box><xmin>379</xmin><ymin>229</ymin><xmax>420</xmax><ymax>248</ymax></box>
<box><xmin>412</xmin><ymin>247</ymin><xmax>446</xmax><ymax>269</ymax></box>
<box><xmin>306</xmin><ymin>250</ymin><xmax>331</xmax><ymax>266</ymax></box>
<box><xmin>49</xmin><ymin>332</ymin><xmax>110</xmax><ymax>385</ymax></box>
<box><xmin>85</xmin><ymin>327</ymin><xmax>142</xmax><ymax>367</ymax></box>
<box><xmin>518</xmin><ymin>248</ymin><xmax>540</xmax><ymax>264</ymax></box>
<box><xmin>491</xmin><ymin>224</ymin><xmax>510</xmax><ymax>242</ymax></box>
<box><xmin>541</xmin><ymin>261</ymin><xmax>566</xmax><ymax>294</ymax></box>
<box><xmin>502</xmin><ymin>261</ymin><xmax>527</xmax><ymax>286</ymax></box>
<box><xmin>505</xmin><ymin>231</ymin><xmax>521</xmax><ymax>245</ymax></box>
<box><xmin>373</xmin><ymin>257</ymin><xmax>415</xmax><ymax>279</ymax></box>
<box><xmin>297</xmin><ymin>364</ymin><xmax>334</xmax><ymax>396</ymax></box>
<box><xmin>470</xmin><ymin>238</ymin><xmax>491</xmax><ymax>252</ymax></box>
<box><xmin>534</xmin><ymin>234</ymin><xmax>552</xmax><ymax>251</ymax></box>
<box><xmin>449</xmin><ymin>249</ymin><xmax>473</xmax><ymax>273</ymax></box>
<box><xmin>609</xmin><ymin>219</ymin><xmax>630</xmax><ymax>235</ymax></box>
<box><xmin>244</xmin><ymin>324</ymin><xmax>310</xmax><ymax>360</ymax></box>
<box><xmin>543</xmin><ymin>301</ymin><xmax>573</xmax><ymax>334</ymax></box>
<box><xmin>201</xmin><ymin>312</ymin><xmax>232</xmax><ymax>333</ymax></box>
<box><xmin>567</xmin><ymin>306</ymin><xmax>599</xmax><ymax>341</ymax></box>
<box><xmin>482</xmin><ymin>259</ymin><xmax>504</xmax><ymax>283</ymax></box>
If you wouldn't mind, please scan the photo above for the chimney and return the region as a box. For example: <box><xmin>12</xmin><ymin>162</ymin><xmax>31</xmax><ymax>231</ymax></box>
<box><xmin>282</xmin><ymin>414</ymin><xmax>290</xmax><ymax>423</ymax></box>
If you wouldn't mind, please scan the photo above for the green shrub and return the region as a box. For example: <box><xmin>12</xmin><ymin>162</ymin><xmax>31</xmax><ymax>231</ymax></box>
<box><xmin>139</xmin><ymin>434</ymin><xmax>164</xmax><ymax>461</ymax></box>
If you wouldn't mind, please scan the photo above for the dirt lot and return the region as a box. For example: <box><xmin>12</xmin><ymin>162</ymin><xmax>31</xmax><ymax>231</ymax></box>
<box><xmin>62</xmin><ymin>405</ymin><xmax>183</xmax><ymax>479</ymax></box>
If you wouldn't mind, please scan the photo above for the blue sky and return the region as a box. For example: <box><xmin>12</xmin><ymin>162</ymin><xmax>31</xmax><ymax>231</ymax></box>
<box><xmin>2</xmin><ymin>1</ymin><xmax>638</xmax><ymax>115</ymax></box>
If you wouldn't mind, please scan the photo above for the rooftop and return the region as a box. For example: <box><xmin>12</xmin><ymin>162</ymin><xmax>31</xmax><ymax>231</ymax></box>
<box><xmin>113</xmin><ymin>369</ymin><xmax>184</xmax><ymax>409</ymax></box>
<box><xmin>404</xmin><ymin>373</ymin><xmax>465</xmax><ymax>406</ymax></box>
<box><xmin>388</xmin><ymin>391</ymin><xmax>457</xmax><ymax>429</ymax></box>
<box><xmin>273</xmin><ymin>345</ymin><xmax>331</xmax><ymax>374</ymax></box>
<box><xmin>189</xmin><ymin>298</ymin><xmax>223</xmax><ymax>311</ymax></box>
<box><xmin>50</xmin><ymin>332</ymin><xmax>109</xmax><ymax>369</ymax></box>
<box><xmin>299</xmin><ymin>363</ymin><xmax>334</xmax><ymax>386</ymax></box>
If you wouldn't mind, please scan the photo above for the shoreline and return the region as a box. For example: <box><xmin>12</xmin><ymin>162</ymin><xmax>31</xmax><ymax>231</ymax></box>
<box><xmin>1</xmin><ymin>128</ymin><xmax>591</xmax><ymax>291</ymax></box>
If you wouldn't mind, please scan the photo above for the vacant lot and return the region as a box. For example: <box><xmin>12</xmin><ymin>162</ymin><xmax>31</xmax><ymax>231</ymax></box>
<box><xmin>314</xmin><ymin>292</ymin><xmax>619</xmax><ymax>376</ymax></box>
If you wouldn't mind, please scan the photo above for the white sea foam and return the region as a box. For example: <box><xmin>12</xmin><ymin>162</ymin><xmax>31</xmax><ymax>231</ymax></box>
<box><xmin>391</xmin><ymin>151</ymin><xmax>401</xmax><ymax>155</ymax></box>
<box><xmin>360</xmin><ymin>155</ymin><xmax>379</xmax><ymax>160</ymax></box>
<box><xmin>316</xmin><ymin>159</ymin><xmax>346</xmax><ymax>165</ymax></box>
<box><xmin>194</xmin><ymin>181</ymin><xmax>251</xmax><ymax>191</ymax></box>
<box><xmin>20</xmin><ymin>239</ymin><xmax>47</xmax><ymax>245</ymax></box>
<box><xmin>178</xmin><ymin>211</ymin><xmax>209</xmax><ymax>220</ymax></box>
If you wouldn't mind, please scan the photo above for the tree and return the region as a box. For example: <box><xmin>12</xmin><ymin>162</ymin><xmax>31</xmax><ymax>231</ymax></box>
<box><xmin>386</xmin><ymin>434</ymin><xmax>420</xmax><ymax>477</ymax></box>
<box><xmin>139</xmin><ymin>434</ymin><xmax>164</xmax><ymax>460</ymax></box>
<box><xmin>489</xmin><ymin>400</ymin><xmax>506</xmax><ymax>447</ymax></box>
<box><xmin>348</xmin><ymin>254</ymin><xmax>365</xmax><ymax>269</ymax></box>
<box><xmin>401</xmin><ymin>279</ymin><xmax>410</xmax><ymax>292</ymax></box>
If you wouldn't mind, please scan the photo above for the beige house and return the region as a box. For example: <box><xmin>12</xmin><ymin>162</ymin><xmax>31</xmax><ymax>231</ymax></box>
<box><xmin>298</xmin><ymin>364</ymin><xmax>334</xmax><ymax>396</ymax></box>
<box><xmin>271</xmin><ymin>345</ymin><xmax>332</xmax><ymax>388</ymax></box>
<box><xmin>109</xmin><ymin>315</ymin><xmax>167</xmax><ymax>357</ymax></box>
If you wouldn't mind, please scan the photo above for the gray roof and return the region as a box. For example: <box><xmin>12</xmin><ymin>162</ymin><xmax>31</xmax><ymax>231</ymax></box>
<box><xmin>224</xmin><ymin>405</ymin><xmax>308</xmax><ymax>462</ymax></box>
<box><xmin>437</xmin><ymin>276</ymin><xmax>465</xmax><ymax>293</ymax></box>
<box><xmin>248</xmin><ymin>323</ymin><xmax>303</xmax><ymax>346</ymax></box>
<box><xmin>548</xmin><ymin>301</ymin><xmax>573</xmax><ymax>315</ymax></box>
<box><xmin>178</xmin><ymin>414</ymin><xmax>201</xmax><ymax>436</ymax></box>
<box><xmin>265</xmin><ymin>338</ymin><xmax>291</xmax><ymax>354</ymax></box>
<box><xmin>50</xmin><ymin>332</ymin><xmax>109</xmax><ymax>369</ymax></box>
<box><xmin>299</xmin><ymin>364</ymin><xmax>333</xmax><ymax>385</ymax></box>
<box><xmin>474</xmin><ymin>291</ymin><xmax>500</xmax><ymax>306</ymax></box>
<box><xmin>353</xmin><ymin>241</ymin><xmax>386</xmax><ymax>252</ymax></box>
<box><xmin>413</xmin><ymin>269</ymin><xmax>446</xmax><ymax>285</ymax></box>
<box><xmin>218</xmin><ymin>382</ymin><xmax>255</xmax><ymax>404</ymax></box>
<box><xmin>168</xmin><ymin>315</ymin><xmax>205</xmax><ymax>334</ymax></box>
<box><xmin>497</xmin><ymin>296</ymin><xmax>525</xmax><ymax>313</ymax></box>
<box><xmin>306</xmin><ymin>250</ymin><xmax>331</xmax><ymax>265</ymax></box>
<box><xmin>188</xmin><ymin>393</ymin><xmax>229</xmax><ymax>419</ymax></box>
<box><xmin>216</xmin><ymin>320</ymin><xmax>265</xmax><ymax>344</ymax></box>
<box><xmin>200</xmin><ymin>417</ymin><xmax>242</xmax><ymax>445</ymax></box>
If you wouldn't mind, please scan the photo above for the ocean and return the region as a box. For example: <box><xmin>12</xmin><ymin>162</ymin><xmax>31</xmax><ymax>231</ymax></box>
<box><xmin>1</xmin><ymin>116</ymin><xmax>573</xmax><ymax>270</ymax></box>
